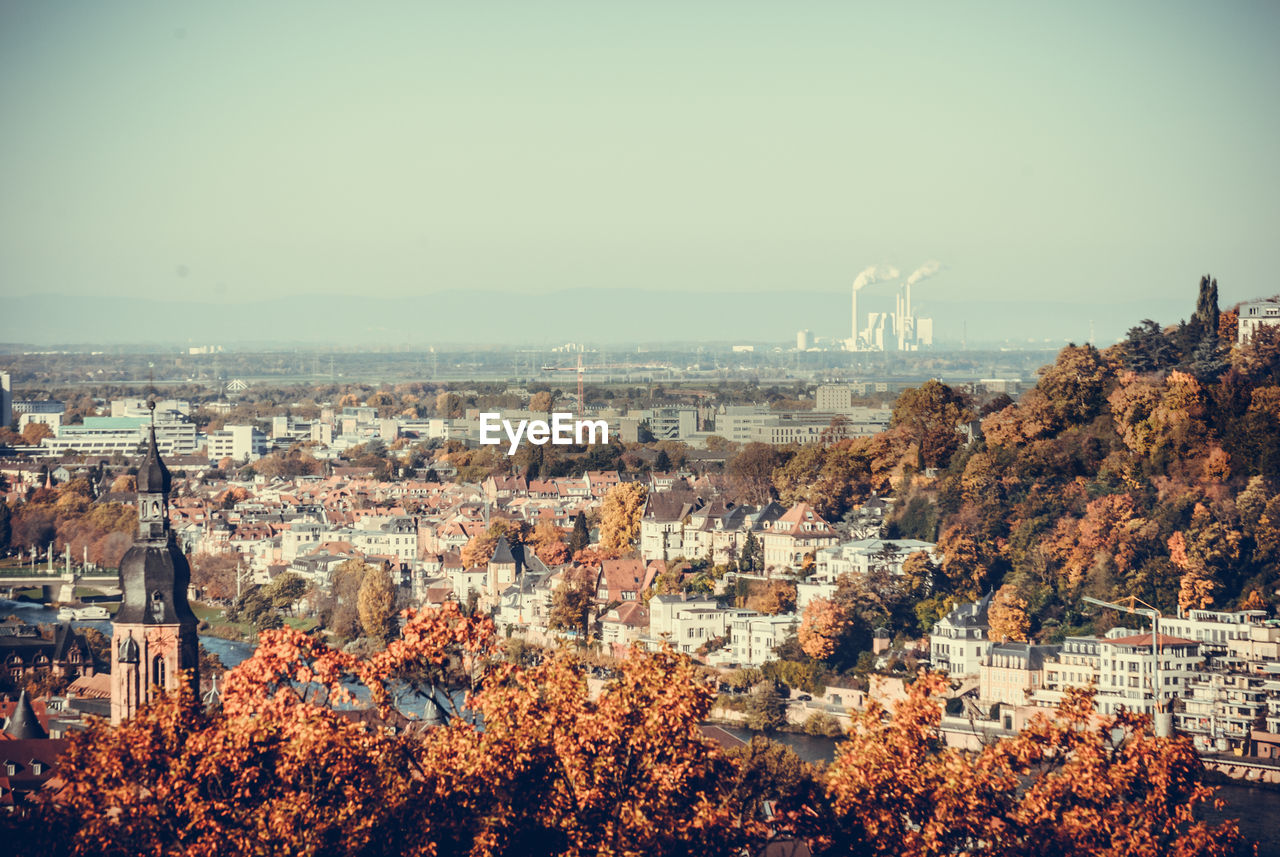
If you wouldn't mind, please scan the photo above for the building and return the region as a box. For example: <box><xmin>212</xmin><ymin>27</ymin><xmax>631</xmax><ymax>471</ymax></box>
<box><xmin>111</xmin><ymin>420</ymin><xmax>200</xmax><ymax>725</ymax></box>
<box><xmin>727</xmin><ymin>612</ymin><xmax>795</xmax><ymax>666</ymax></box>
<box><xmin>1237</xmin><ymin>299</ymin><xmax>1280</xmax><ymax>345</ymax></box>
<box><xmin>979</xmin><ymin>642</ymin><xmax>1059</xmax><ymax>707</ymax></box>
<box><xmin>206</xmin><ymin>425</ymin><xmax>267</xmax><ymax>462</ymax></box>
<box><xmin>0</xmin><ymin>370</ymin><xmax>11</xmax><ymax>428</ymax></box>
<box><xmin>43</xmin><ymin>415</ymin><xmax>199</xmax><ymax>457</ymax></box>
<box><xmin>758</xmin><ymin>503</ymin><xmax>839</xmax><ymax>571</ymax></box>
<box><xmin>814</xmin><ymin>537</ymin><xmax>939</xmax><ymax>582</ymax></box>
<box><xmin>929</xmin><ymin>592</ymin><xmax>994</xmax><ymax>677</ymax></box>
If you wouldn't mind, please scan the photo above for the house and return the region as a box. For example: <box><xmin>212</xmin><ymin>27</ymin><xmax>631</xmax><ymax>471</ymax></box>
<box><xmin>595</xmin><ymin>558</ymin><xmax>647</xmax><ymax>604</ymax></box>
<box><xmin>758</xmin><ymin>504</ymin><xmax>839</xmax><ymax>572</ymax></box>
<box><xmin>978</xmin><ymin>642</ymin><xmax>1059</xmax><ymax>707</ymax></box>
<box><xmin>727</xmin><ymin>612</ymin><xmax>796</xmax><ymax>667</ymax></box>
<box><xmin>601</xmin><ymin>602</ymin><xmax>650</xmax><ymax>657</ymax></box>
<box><xmin>929</xmin><ymin>592</ymin><xmax>994</xmax><ymax>677</ymax></box>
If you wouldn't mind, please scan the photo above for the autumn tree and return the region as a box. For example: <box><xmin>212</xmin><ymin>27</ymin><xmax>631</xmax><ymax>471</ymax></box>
<box><xmin>727</xmin><ymin>442</ymin><xmax>783</xmax><ymax>504</ymax></box>
<box><xmin>816</xmin><ymin>673</ymin><xmax>1241</xmax><ymax>857</ymax></box>
<box><xmin>326</xmin><ymin>558</ymin><xmax>373</xmax><ymax>640</ymax></box>
<box><xmin>798</xmin><ymin>597</ymin><xmax>848</xmax><ymax>660</ymax></box>
<box><xmin>987</xmin><ymin>584</ymin><xmax>1030</xmax><ymax>642</ymax></box>
<box><xmin>189</xmin><ymin>552</ymin><xmax>240</xmax><ymax>601</ymax></box>
<box><xmin>531</xmin><ymin>519</ymin><xmax>570</xmax><ymax>565</ymax></box>
<box><xmin>357</xmin><ymin>562</ymin><xmax>397</xmax><ymax>644</ymax></box>
<box><xmin>599</xmin><ymin>482</ymin><xmax>647</xmax><ymax>554</ymax></box>
<box><xmin>1035</xmin><ymin>342</ymin><xmax>1113</xmax><ymax>426</ymax></box>
<box><xmin>890</xmin><ymin>380</ymin><xmax>975</xmax><ymax>471</ymax></box>
<box><xmin>549</xmin><ymin>564</ymin><xmax>597</xmax><ymax>641</ymax></box>
<box><xmin>746</xmin><ymin>579</ymin><xmax>796</xmax><ymax>616</ymax></box>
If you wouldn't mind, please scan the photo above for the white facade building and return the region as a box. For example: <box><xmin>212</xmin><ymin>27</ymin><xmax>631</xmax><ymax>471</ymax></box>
<box><xmin>207</xmin><ymin>425</ymin><xmax>267</xmax><ymax>462</ymax></box>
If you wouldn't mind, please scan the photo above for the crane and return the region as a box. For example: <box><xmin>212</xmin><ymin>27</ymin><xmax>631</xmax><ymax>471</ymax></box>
<box><xmin>1081</xmin><ymin>595</ymin><xmax>1173</xmax><ymax>738</ymax></box>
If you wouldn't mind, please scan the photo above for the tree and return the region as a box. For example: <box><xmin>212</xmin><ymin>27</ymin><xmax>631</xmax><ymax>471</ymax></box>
<box><xmin>189</xmin><ymin>552</ymin><xmax>240</xmax><ymax>601</ymax></box>
<box><xmin>818</xmin><ymin>673</ymin><xmax>1240</xmax><ymax>857</ymax></box>
<box><xmin>549</xmin><ymin>564</ymin><xmax>597</xmax><ymax>641</ymax></box>
<box><xmin>531</xmin><ymin>519</ymin><xmax>570</xmax><ymax>565</ymax></box>
<box><xmin>987</xmin><ymin>584</ymin><xmax>1030</xmax><ymax>642</ymax></box>
<box><xmin>20</xmin><ymin>422</ymin><xmax>53</xmax><ymax>446</ymax></box>
<box><xmin>0</xmin><ymin>502</ymin><xmax>10</xmax><ymax>556</ymax></box>
<box><xmin>744</xmin><ymin>681</ymin><xmax>787</xmax><ymax>732</ymax></box>
<box><xmin>738</xmin><ymin>530</ymin><xmax>763</xmax><ymax>573</ymax></box>
<box><xmin>567</xmin><ymin>512</ymin><xmax>590</xmax><ymax>556</ymax></box>
<box><xmin>798</xmin><ymin>597</ymin><xmax>848</xmax><ymax>660</ymax></box>
<box><xmin>727</xmin><ymin>443</ymin><xmax>782</xmax><ymax>504</ymax></box>
<box><xmin>357</xmin><ymin>562</ymin><xmax>397</xmax><ymax>644</ymax></box>
<box><xmin>327</xmin><ymin>559</ymin><xmax>373</xmax><ymax>640</ymax></box>
<box><xmin>263</xmin><ymin>572</ymin><xmax>308</xmax><ymax>615</ymax></box>
<box><xmin>599</xmin><ymin>482</ymin><xmax>647</xmax><ymax>554</ymax></box>
<box><xmin>1035</xmin><ymin>343</ymin><xmax>1112</xmax><ymax>426</ymax></box>
<box><xmin>529</xmin><ymin>390</ymin><xmax>554</xmax><ymax>413</ymax></box>
<box><xmin>890</xmin><ymin>380</ymin><xmax>975</xmax><ymax>471</ymax></box>
<box><xmin>746</xmin><ymin>580</ymin><xmax>796</xmax><ymax>615</ymax></box>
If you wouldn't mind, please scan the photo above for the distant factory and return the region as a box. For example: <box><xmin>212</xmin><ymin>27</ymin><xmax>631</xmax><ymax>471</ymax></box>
<box><xmin>846</xmin><ymin>263</ymin><xmax>937</xmax><ymax>352</ymax></box>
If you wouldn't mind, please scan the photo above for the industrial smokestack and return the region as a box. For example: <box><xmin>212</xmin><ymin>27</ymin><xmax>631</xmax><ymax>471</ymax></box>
<box><xmin>851</xmin><ymin>285</ymin><xmax>858</xmax><ymax>347</ymax></box>
<box><xmin>850</xmin><ymin>265</ymin><xmax>900</xmax><ymax>349</ymax></box>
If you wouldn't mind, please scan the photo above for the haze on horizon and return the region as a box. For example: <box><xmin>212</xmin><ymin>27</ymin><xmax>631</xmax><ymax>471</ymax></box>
<box><xmin>2</xmin><ymin>2</ymin><xmax>1278</xmax><ymax>345</ymax></box>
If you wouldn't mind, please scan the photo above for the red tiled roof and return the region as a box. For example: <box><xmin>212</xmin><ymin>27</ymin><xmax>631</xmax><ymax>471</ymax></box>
<box><xmin>1104</xmin><ymin>633</ymin><xmax>1198</xmax><ymax>648</ymax></box>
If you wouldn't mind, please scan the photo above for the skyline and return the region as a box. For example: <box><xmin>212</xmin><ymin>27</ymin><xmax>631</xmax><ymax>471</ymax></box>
<box><xmin>3</xmin><ymin>3</ymin><xmax>1279</xmax><ymax>344</ymax></box>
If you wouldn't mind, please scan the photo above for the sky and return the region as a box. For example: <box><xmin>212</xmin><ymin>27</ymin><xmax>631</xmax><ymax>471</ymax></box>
<box><xmin>2</xmin><ymin>2</ymin><xmax>1278</xmax><ymax>344</ymax></box>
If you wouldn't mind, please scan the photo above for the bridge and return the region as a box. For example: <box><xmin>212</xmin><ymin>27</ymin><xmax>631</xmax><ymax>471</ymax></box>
<box><xmin>0</xmin><ymin>568</ymin><xmax>121</xmax><ymax>602</ymax></box>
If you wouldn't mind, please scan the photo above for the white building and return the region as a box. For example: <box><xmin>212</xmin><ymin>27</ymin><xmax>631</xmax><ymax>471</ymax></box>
<box><xmin>1035</xmin><ymin>628</ymin><xmax>1203</xmax><ymax>717</ymax></box>
<box><xmin>207</xmin><ymin>425</ymin><xmax>267</xmax><ymax>462</ymax></box>
<box><xmin>728</xmin><ymin>612</ymin><xmax>796</xmax><ymax>667</ymax></box>
<box><xmin>815</xmin><ymin>537</ymin><xmax>939</xmax><ymax>582</ymax></box>
<box><xmin>1159</xmin><ymin>609</ymin><xmax>1268</xmax><ymax>653</ymax></box>
<box><xmin>1238</xmin><ymin>299</ymin><xmax>1280</xmax><ymax>345</ymax></box>
<box><xmin>44</xmin><ymin>416</ymin><xmax>199</xmax><ymax>457</ymax></box>
<box><xmin>929</xmin><ymin>592</ymin><xmax>994</xmax><ymax>677</ymax></box>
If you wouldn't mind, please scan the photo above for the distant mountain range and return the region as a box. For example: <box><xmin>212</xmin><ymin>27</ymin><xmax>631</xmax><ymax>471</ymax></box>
<box><xmin>2</xmin><ymin>290</ymin><xmax>1193</xmax><ymax>349</ymax></box>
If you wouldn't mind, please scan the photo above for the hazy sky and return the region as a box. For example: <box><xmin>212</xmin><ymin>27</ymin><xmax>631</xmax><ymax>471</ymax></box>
<box><xmin>3</xmin><ymin>2</ymin><xmax>1278</xmax><ymax>328</ymax></box>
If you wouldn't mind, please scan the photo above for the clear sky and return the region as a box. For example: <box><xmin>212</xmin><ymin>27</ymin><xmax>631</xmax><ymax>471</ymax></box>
<box><xmin>2</xmin><ymin>2</ymin><xmax>1277</xmax><ymax>332</ymax></box>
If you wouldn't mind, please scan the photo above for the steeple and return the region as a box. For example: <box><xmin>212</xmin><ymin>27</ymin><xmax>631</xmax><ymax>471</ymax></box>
<box><xmin>4</xmin><ymin>690</ymin><xmax>48</xmax><ymax>740</ymax></box>
<box><xmin>111</xmin><ymin>409</ymin><xmax>198</xmax><ymax>725</ymax></box>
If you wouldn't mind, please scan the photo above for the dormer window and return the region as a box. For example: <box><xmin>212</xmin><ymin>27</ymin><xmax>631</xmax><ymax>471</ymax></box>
<box><xmin>150</xmin><ymin>590</ymin><xmax>165</xmax><ymax>621</ymax></box>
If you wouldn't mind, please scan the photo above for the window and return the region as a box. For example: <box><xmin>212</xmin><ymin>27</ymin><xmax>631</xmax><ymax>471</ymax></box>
<box><xmin>152</xmin><ymin>654</ymin><xmax>167</xmax><ymax>688</ymax></box>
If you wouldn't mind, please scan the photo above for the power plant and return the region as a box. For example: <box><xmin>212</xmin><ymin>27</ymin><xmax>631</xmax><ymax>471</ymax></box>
<box><xmin>845</xmin><ymin>263</ymin><xmax>937</xmax><ymax>352</ymax></box>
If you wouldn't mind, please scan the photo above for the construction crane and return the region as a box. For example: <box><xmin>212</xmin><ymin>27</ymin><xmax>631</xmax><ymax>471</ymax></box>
<box><xmin>1081</xmin><ymin>595</ymin><xmax>1173</xmax><ymax>738</ymax></box>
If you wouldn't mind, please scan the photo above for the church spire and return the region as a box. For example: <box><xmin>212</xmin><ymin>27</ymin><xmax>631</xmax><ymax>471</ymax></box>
<box><xmin>111</xmin><ymin>408</ymin><xmax>198</xmax><ymax>725</ymax></box>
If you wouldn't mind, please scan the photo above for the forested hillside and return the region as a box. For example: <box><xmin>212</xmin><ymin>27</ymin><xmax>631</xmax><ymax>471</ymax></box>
<box><xmin>879</xmin><ymin>277</ymin><xmax>1280</xmax><ymax>640</ymax></box>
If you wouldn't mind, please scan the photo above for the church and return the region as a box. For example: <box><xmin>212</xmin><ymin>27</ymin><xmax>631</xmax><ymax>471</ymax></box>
<box><xmin>110</xmin><ymin>406</ymin><xmax>200</xmax><ymax>724</ymax></box>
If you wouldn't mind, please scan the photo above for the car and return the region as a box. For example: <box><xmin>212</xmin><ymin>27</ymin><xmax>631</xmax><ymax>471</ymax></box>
<box><xmin>797</xmin><ymin>694</ymin><xmax>812</xmax><ymax>701</ymax></box>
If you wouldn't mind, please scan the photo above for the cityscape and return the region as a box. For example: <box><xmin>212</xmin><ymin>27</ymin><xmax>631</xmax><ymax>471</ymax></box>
<box><xmin>3</xmin><ymin>3</ymin><xmax>1279</xmax><ymax>856</ymax></box>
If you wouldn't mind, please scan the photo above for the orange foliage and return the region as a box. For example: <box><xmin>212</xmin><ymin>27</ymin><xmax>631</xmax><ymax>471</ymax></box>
<box><xmin>798</xmin><ymin>597</ymin><xmax>847</xmax><ymax>660</ymax></box>
<box><xmin>988</xmin><ymin>584</ymin><xmax>1030</xmax><ymax>642</ymax></box>
<box><xmin>821</xmin><ymin>674</ymin><xmax>1240</xmax><ymax>856</ymax></box>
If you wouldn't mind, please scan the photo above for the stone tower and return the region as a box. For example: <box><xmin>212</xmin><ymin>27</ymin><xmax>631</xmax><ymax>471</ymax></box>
<box><xmin>111</xmin><ymin>406</ymin><xmax>199</xmax><ymax>724</ymax></box>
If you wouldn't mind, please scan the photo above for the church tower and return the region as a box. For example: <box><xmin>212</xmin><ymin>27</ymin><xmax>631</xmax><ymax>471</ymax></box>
<box><xmin>111</xmin><ymin>405</ymin><xmax>199</xmax><ymax>724</ymax></box>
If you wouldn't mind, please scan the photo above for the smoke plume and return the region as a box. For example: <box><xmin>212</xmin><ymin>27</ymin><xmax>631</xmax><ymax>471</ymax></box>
<box><xmin>852</xmin><ymin>264</ymin><xmax>900</xmax><ymax>291</ymax></box>
<box><xmin>906</xmin><ymin>261</ymin><xmax>942</xmax><ymax>288</ymax></box>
